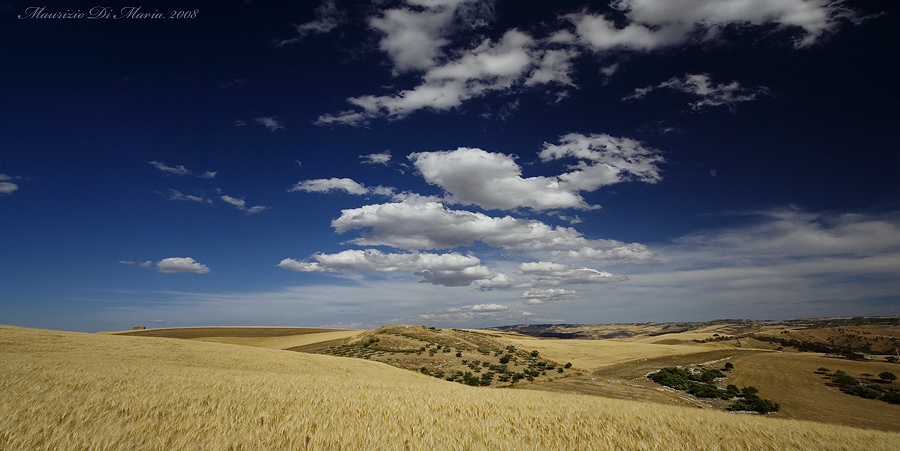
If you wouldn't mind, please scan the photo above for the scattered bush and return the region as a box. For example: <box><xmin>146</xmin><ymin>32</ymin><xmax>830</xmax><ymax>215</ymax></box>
<box><xmin>564</xmin><ymin>362</ymin><xmax>572</xmax><ymax>369</ymax></box>
<box><xmin>723</xmin><ymin>362</ymin><xmax>734</xmax><ymax>372</ymax></box>
<box><xmin>879</xmin><ymin>372</ymin><xmax>897</xmax><ymax>383</ymax></box>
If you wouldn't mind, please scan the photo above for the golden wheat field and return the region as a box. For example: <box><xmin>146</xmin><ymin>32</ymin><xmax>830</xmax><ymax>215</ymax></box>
<box><xmin>3</xmin><ymin>325</ymin><xmax>900</xmax><ymax>451</ymax></box>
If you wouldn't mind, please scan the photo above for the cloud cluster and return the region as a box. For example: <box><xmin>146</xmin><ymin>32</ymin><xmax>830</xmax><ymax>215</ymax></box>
<box><xmin>284</xmin><ymin>134</ymin><xmax>662</xmax><ymax>306</ymax></box>
<box><xmin>278</xmin><ymin>249</ymin><xmax>513</xmax><ymax>289</ymax></box>
<box><xmin>564</xmin><ymin>0</ymin><xmax>858</xmax><ymax>51</ymax></box>
<box><xmin>625</xmin><ymin>74</ymin><xmax>771</xmax><ymax>112</ymax></box>
<box><xmin>331</xmin><ymin>199</ymin><xmax>621</xmax><ymax>251</ymax></box>
<box><xmin>313</xmin><ymin>0</ymin><xmax>857</xmax><ymax>125</ymax></box>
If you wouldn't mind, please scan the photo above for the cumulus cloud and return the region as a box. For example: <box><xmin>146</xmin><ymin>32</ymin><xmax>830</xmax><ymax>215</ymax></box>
<box><xmin>278</xmin><ymin>249</ymin><xmax>513</xmax><ymax>288</ymax></box>
<box><xmin>370</xmin><ymin>0</ymin><xmax>496</xmax><ymax>74</ymax></box>
<box><xmin>519</xmin><ymin>261</ymin><xmax>629</xmax><ymax>286</ymax></box>
<box><xmin>520</xmin><ymin>288</ymin><xmax>578</xmax><ymax>304</ymax></box>
<box><xmin>565</xmin><ymin>0</ymin><xmax>859</xmax><ymax>52</ymax></box>
<box><xmin>410</xmin><ymin>147</ymin><xmax>588</xmax><ymax>211</ymax></box>
<box><xmin>409</xmin><ymin>137</ymin><xmax>663</xmax><ymax>211</ymax></box>
<box><xmin>360</xmin><ymin>151</ymin><xmax>392</xmax><ymax>165</ymax></box>
<box><xmin>157</xmin><ymin>257</ymin><xmax>210</xmax><ymax>274</ymax></box>
<box><xmin>0</xmin><ymin>174</ymin><xmax>18</xmax><ymax>195</ymax></box>
<box><xmin>220</xmin><ymin>195</ymin><xmax>267</xmax><ymax>214</ymax></box>
<box><xmin>332</xmin><ymin>199</ymin><xmax>623</xmax><ymax>251</ymax></box>
<box><xmin>625</xmin><ymin>74</ymin><xmax>771</xmax><ymax>111</ymax></box>
<box><xmin>275</xmin><ymin>0</ymin><xmax>346</xmax><ymax>47</ymax></box>
<box><xmin>254</xmin><ymin>117</ymin><xmax>284</xmax><ymax>131</ymax></box>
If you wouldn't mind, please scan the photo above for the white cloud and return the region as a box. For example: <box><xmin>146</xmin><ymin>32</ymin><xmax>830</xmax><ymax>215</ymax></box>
<box><xmin>220</xmin><ymin>195</ymin><xmax>267</xmax><ymax>214</ymax></box>
<box><xmin>168</xmin><ymin>189</ymin><xmax>211</xmax><ymax>203</ymax></box>
<box><xmin>369</xmin><ymin>0</ymin><xmax>496</xmax><ymax>74</ymax></box>
<box><xmin>254</xmin><ymin>117</ymin><xmax>284</xmax><ymax>131</ymax></box>
<box><xmin>148</xmin><ymin>161</ymin><xmax>192</xmax><ymax>176</ymax></box>
<box><xmin>0</xmin><ymin>174</ymin><xmax>17</xmax><ymax>194</ymax></box>
<box><xmin>408</xmin><ymin>136</ymin><xmax>663</xmax><ymax>211</ymax></box>
<box><xmin>157</xmin><ymin>257</ymin><xmax>210</xmax><ymax>274</ymax></box>
<box><xmin>566</xmin><ymin>0</ymin><xmax>859</xmax><ymax>52</ymax></box>
<box><xmin>331</xmin><ymin>199</ymin><xmax>623</xmax><ymax>251</ymax></box>
<box><xmin>360</xmin><ymin>151</ymin><xmax>392</xmax><ymax>165</ymax></box>
<box><xmin>278</xmin><ymin>249</ymin><xmax>513</xmax><ymax>288</ymax></box>
<box><xmin>625</xmin><ymin>74</ymin><xmax>770</xmax><ymax>111</ymax></box>
<box><xmin>410</xmin><ymin>147</ymin><xmax>588</xmax><ymax>211</ymax></box>
<box><xmin>318</xmin><ymin>29</ymin><xmax>573</xmax><ymax>125</ymax></box>
<box><xmin>148</xmin><ymin>161</ymin><xmax>216</xmax><ymax>178</ymax></box>
<box><xmin>275</xmin><ymin>0</ymin><xmax>346</xmax><ymax>47</ymax></box>
<box><xmin>553</xmin><ymin>243</ymin><xmax>660</xmax><ymax>263</ymax></box>
<box><xmin>520</xmin><ymin>288</ymin><xmax>578</xmax><ymax>305</ymax></box>
<box><xmin>540</xmin><ymin>133</ymin><xmax>664</xmax><ymax>190</ymax></box>
<box><xmin>289</xmin><ymin>177</ymin><xmax>370</xmax><ymax>195</ymax></box>
<box><xmin>519</xmin><ymin>261</ymin><xmax>629</xmax><ymax>286</ymax></box>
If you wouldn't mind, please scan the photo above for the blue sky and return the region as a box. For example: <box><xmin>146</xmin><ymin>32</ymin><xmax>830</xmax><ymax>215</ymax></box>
<box><xmin>2</xmin><ymin>0</ymin><xmax>899</xmax><ymax>332</ymax></box>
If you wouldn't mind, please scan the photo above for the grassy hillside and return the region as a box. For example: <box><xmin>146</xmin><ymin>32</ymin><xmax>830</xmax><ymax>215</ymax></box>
<box><xmin>3</xmin><ymin>325</ymin><xmax>900</xmax><ymax>450</ymax></box>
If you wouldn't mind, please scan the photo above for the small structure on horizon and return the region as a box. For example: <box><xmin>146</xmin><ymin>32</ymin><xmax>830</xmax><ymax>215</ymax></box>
<box><xmin>132</xmin><ymin>326</ymin><xmax>146</xmax><ymax>330</ymax></box>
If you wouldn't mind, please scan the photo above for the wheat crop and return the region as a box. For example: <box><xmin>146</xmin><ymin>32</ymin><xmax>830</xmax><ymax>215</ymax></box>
<box><xmin>2</xmin><ymin>325</ymin><xmax>899</xmax><ymax>451</ymax></box>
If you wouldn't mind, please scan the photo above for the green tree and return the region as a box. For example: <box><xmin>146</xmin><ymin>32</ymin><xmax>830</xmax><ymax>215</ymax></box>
<box><xmin>879</xmin><ymin>372</ymin><xmax>897</xmax><ymax>383</ymax></box>
<box><xmin>723</xmin><ymin>362</ymin><xmax>734</xmax><ymax>372</ymax></box>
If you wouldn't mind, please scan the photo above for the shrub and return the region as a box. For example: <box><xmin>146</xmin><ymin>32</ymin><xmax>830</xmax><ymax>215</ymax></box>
<box><xmin>723</xmin><ymin>362</ymin><xmax>734</xmax><ymax>372</ymax></box>
<box><xmin>831</xmin><ymin>371</ymin><xmax>860</xmax><ymax>387</ymax></box>
<box><xmin>564</xmin><ymin>362</ymin><xmax>572</xmax><ymax>369</ymax></box>
<box><xmin>687</xmin><ymin>382</ymin><xmax>723</xmax><ymax>398</ymax></box>
<box><xmin>648</xmin><ymin>367</ymin><xmax>692</xmax><ymax>390</ymax></box>
<box><xmin>420</xmin><ymin>367</ymin><xmax>432</xmax><ymax>376</ymax></box>
<box><xmin>530</xmin><ymin>350</ymin><xmax>540</xmax><ymax>357</ymax></box>
<box><xmin>879</xmin><ymin>372</ymin><xmax>897</xmax><ymax>383</ymax></box>
<box><xmin>730</xmin><ymin>396</ymin><xmax>780</xmax><ymax>414</ymax></box>
<box><xmin>816</xmin><ymin>367</ymin><xmax>830</xmax><ymax>374</ymax></box>
<box><xmin>456</xmin><ymin>351</ymin><xmax>462</xmax><ymax>357</ymax></box>
<box><xmin>499</xmin><ymin>354</ymin><xmax>511</xmax><ymax>364</ymax></box>
<box><xmin>557</xmin><ymin>367</ymin><xmax>564</xmax><ymax>373</ymax></box>
<box><xmin>881</xmin><ymin>390</ymin><xmax>900</xmax><ymax>404</ymax></box>
<box><xmin>698</xmin><ymin>369</ymin><xmax>726</xmax><ymax>383</ymax></box>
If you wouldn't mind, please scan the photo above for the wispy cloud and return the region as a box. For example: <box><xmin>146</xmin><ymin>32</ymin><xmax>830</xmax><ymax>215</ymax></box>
<box><xmin>220</xmin><ymin>194</ymin><xmax>267</xmax><ymax>214</ymax></box>
<box><xmin>148</xmin><ymin>161</ymin><xmax>191</xmax><ymax>176</ymax></box>
<box><xmin>520</xmin><ymin>288</ymin><xmax>578</xmax><ymax>305</ymax></box>
<box><xmin>274</xmin><ymin>0</ymin><xmax>346</xmax><ymax>47</ymax></box>
<box><xmin>254</xmin><ymin>117</ymin><xmax>284</xmax><ymax>131</ymax></box>
<box><xmin>360</xmin><ymin>151</ymin><xmax>392</xmax><ymax>165</ymax></box>
<box><xmin>148</xmin><ymin>161</ymin><xmax>216</xmax><ymax>178</ymax></box>
<box><xmin>625</xmin><ymin>74</ymin><xmax>771</xmax><ymax>112</ymax></box>
<box><xmin>168</xmin><ymin>189</ymin><xmax>212</xmax><ymax>203</ymax></box>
